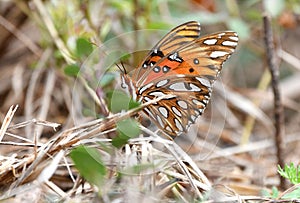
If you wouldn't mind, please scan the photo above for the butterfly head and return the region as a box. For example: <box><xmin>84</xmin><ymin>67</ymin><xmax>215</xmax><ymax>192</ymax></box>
<box><xmin>120</xmin><ymin>73</ymin><xmax>137</xmax><ymax>101</ymax></box>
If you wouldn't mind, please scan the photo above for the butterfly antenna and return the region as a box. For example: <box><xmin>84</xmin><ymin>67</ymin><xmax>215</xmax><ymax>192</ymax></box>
<box><xmin>121</xmin><ymin>61</ymin><xmax>127</xmax><ymax>74</ymax></box>
<box><xmin>115</xmin><ymin>60</ymin><xmax>127</xmax><ymax>74</ymax></box>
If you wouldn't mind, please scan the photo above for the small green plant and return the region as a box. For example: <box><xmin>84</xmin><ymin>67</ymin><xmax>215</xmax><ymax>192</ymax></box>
<box><xmin>261</xmin><ymin>186</ymin><xmax>279</xmax><ymax>198</ymax></box>
<box><xmin>278</xmin><ymin>163</ymin><xmax>300</xmax><ymax>185</ymax></box>
<box><xmin>262</xmin><ymin>163</ymin><xmax>300</xmax><ymax>199</ymax></box>
<box><xmin>277</xmin><ymin>163</ymin><xmax>300</xmax><ymax>199</ymax></box>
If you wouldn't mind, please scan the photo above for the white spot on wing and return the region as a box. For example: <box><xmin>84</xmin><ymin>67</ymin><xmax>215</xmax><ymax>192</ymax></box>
<box><xmin>229</xmin><ymin>36</ymin><xmax>238</xmax><ymax>41</ymax></box>
<box><xmin>156</xmin><ymin>79</ymin><xmax>169</xmax><ymax>88</ymax></box>
<box><xmin>169</xmin><ymin>82</ymin><xmax>186</xmax><ymax>91</ymax></box>
<box><xmin>139</xmin><ymin>83</ymin><xmax>153</xmax><ymax>94</ymax></box>
<box><xmin>177</xmin><ymin>100</ymin><xmax>188</xmax><ymax>109</ymax></box>
<box><xmin>144</xmin><ymin>108</ymin><xmax>155</xmax><ymax>120</ymax></box>
<box><xmin>166</xmin><ymin>126</ymin><xmax>172</xmax><ymax>132</ymax></box>
<box><xmin>149</xmin><ymin>91</ymin><xmax>166</xmax><ymax>97</ymax></box>
<box><xmin>156</xmin><ymin>115</ymin><xmax>164</xmax><ymax>128</ymax></box>
<box><xmin>192</xmin><ymin>99</ymin><xmax>205</xmax><ymax>107</ymax></box>
<box><xmin>218</xmin><ymin>33</ymin><xmax>226</xmax><ymax>38</ymax></box>
<box><xmin>186</xmin><ymin>122</ymin><xmax>192</xmax><ymax>131</ymax></box>
<box><xmin>168</xmin><ymin>52</ymin><xmax>182</xmax><ymax>62</ymax></box>
<box><xmin>190</xmin><ymin>115</ymin><xmax>196</xmax><ymax>122</ymax></box>
<box><xmin>210</xmin><ymin>51</ymin><xmax>228</xmax><ymax>58</ymax></box>
<box><xmin>172</xmin><ymin>106</ymin><xmax>182</xmax><ymax>117</ymax></box>
<box><xmin>169</xmin><ymin>52</ymin><xmax>177</xmax><ymax>60</ymax></box>
<box><xmin>159</xmin><ymin>107</ymin><xmax>168</xmax><ymax>118</ymax></box>
<box><xmin>169</xmin><ymin>83</ymin><xmax>201</xmax><ymax>92</ymax></box>
<box><xmin>196</xmin><ymin>77</ymin><xmax>211</xmax><ymax>88</ymax></box>
<box><xmin>174</xmin><ymin>118</ymin><xmax>183</xmax><ymax>131</ymax></box>
<box><xmin>189</xmin><ymin>84</ymin><xmax>201</xmax><ymax>91</ymax></box>
<box><xmin>143</xmin><ymin>97</ymin><xmax>151</xmax><ymax>102</ymax></box>
<box><xmin>222</xmin><ymin>40</ymin><xmax>238</xmax><ymax>46</ymax></box>
<box><xmin>203</xmin><ymin>39</ymin><xmax>217</xmax><ymax>45</ymax></box>
<box><xmin>162</xmin><ymin>66</ymin><xmax>170</xmax><ymax>73</ymax></box>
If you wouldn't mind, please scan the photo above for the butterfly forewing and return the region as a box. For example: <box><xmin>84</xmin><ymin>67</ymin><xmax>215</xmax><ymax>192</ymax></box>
<box><xmin>124</xmin><ymin>21</ymin><xmax>238</xmax><ymax>137</ymax></box>
<box><xmin>133</xmin><ymin>21</ymin><xmax>201</xmax><ymax>84</ymax></box>
<box><xmin>139</xmin><ymin>31</ymin><xmax>238</xmax><ymax>86</ymax></box>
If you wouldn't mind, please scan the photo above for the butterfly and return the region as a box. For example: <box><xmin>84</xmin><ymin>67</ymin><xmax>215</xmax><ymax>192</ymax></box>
<box><xmin>121</xmin><ymin>21</ymin><xmax>238</xmax><ymax>137</ymax></box>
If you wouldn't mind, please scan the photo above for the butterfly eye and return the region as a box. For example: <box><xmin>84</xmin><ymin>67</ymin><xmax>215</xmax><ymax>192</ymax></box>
<box><xmin>120</xmin><ymin>75</ymin><xmax>128</xmax><ymax>89</ymax></box>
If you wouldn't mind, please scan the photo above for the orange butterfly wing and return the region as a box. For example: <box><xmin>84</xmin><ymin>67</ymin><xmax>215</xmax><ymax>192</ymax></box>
<box><xmin>135</xmin><ymin>31</ymin><xmax>238</xmax><ymax>136</ymax></box>
<box><xmin>133</xmin><ymin>21</ymin><xmax>201</xmax><ymax>84</ymax></box>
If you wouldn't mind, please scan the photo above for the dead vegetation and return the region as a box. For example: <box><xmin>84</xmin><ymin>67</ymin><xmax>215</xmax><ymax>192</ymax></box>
<box><xmin>1</xmin><ymin>1</ymin><xmax>300</xmax><ymax>202</ymax></box>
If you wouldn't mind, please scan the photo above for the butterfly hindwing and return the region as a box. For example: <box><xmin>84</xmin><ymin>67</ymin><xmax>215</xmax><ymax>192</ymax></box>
<box><xmin>138</xmin><ymin>74</ymin><xmax>212</xmax><ymax>136</ymax></box>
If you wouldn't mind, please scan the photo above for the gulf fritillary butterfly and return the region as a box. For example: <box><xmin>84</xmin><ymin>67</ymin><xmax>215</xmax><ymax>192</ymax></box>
<box><xmin>121</xmin><ymin>21</ymin><xmax>238</xmax><ymax>137</ymax></box>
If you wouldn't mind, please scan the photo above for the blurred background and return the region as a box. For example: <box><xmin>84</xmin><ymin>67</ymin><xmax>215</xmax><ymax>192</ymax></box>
<box><xmin>1</xmin><ymin>0</ymin><xmax>300</xmax><ymax>199</ymax></box>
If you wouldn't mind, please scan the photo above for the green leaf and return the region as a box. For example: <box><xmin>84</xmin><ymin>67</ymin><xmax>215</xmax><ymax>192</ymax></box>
<box><xmin>129</xmin><ymin>99</ymin><xmax>140</xmax><ymax>110</ymax></box>
<box><xmin>106</xmin><ymin>90</ymin><xmax>130</xmax><ymax>113</ymax></box>
<box><xmin>99</xmin><ymin>73</ymin><xmax>116</xmax><ymax>87</ymax></box>
<box><xmin>64</xmin><ymin>64</ymin><xmax>80</xmax><ymax>76</ymax></box>
<box><xmin>117</xmin><ymin>118</ymin><xmax>140</xmax><ymax>138</ymax></box>
<box><xmin>112</xmin><ymin>118</ymin><xmax>140</xmax><ymax>148</ymax></box>
<box><xmin>70</xmin><ymin>146</ymin><xmax>106</xmax><ymax>187</ymax></box>
<box><xmin>278</xmin><ymin>163</ymin><xmax>300</xmax><ymax>184</ymax></box>
<box><xmin>106</xmin><ymin>90</ymin><xmax>140</xmax><ymax>113</ymax></box>
<box><xmin>282</xmin><ymin>186</ymin><xmax>300</xmax><ymax>199</ymax></box>
<box><xmin>261</xmin><ymin>188</ymin><xmax>271</xmax><ymax>197</ymax></box>
<box><xmin>76</xmin><ymin>38</ymin><xmax>93</xmax><ymax>57</ymax></box>
<box><xmin>271</xmin><ymin>186</ymin><xmax>279</xmax><ymax>198</ymax></box>
<box><xmin>261</xmin><ymin>186</ymin><xmax>279</xmax><ymax>198</ymax></box>
<box><xmin>121</xmin><ymin>163</ymin><xmax>155</xmax><ymax>175</ymax></box>
<box><xmin>147</xmin><ymin>22</ymin><xmax>171</xmax><ymax>30</ymax></box>
<box><xmin>109</xmin><ymin>0</ymin><xmax>133</xmax><ymax>17</ymax></box>
<box><xmin>112</xmin><ymin>136</ymin><xmax>128</xmax><ymax>148</ymax></box>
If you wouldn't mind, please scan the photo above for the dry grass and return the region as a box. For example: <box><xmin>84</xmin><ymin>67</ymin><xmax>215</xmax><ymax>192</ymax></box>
<box><xmin>1</xmin><ymin>1</ymin><xmax>300</xmax><ymax>202</ymax></box>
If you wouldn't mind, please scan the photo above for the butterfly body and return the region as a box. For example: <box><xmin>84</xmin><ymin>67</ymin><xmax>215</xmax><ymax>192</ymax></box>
<box><xmin>122</xmin><ymin>21</ymin><xmax>238</xmax><ymax>137</ymax></box>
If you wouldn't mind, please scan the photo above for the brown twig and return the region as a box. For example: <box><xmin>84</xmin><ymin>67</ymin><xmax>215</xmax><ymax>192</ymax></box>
<box><xmin>263</xmin><ymin>14</ymin><xmax>286</xmax><ymax>189</ymax></box>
